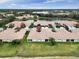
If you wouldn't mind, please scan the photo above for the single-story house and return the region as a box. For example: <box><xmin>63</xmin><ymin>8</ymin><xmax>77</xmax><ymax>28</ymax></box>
<box><xmin>0</xmin><ymin>21</ymin><xmax>32</xmax><ymax>42</ymax></box>
<box><xmin>27</xmin><ymin>27</ymin><xmax>79</xmax><ymax>42</ymax></box>
<box><xmin>0</xmin><ymin>28</ymin><xmax>27</xmax><ymax>42</ymax></box>
<box><xmin>34</xmin><ymin>20</ymin><xmax>55</xmax><ymax>27</ymax></box>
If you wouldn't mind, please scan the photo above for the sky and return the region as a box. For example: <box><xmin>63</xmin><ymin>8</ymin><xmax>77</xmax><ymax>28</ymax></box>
<box><xmin>0</xmin><ymin>0</ymin><xmax>79</xmax><ymax>9</ymax></box>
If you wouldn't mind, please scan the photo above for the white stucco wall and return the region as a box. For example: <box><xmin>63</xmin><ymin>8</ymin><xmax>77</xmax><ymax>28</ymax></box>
<box><xmin>55</xmin><ymin>39</ymin><xmax>66</xmax><ymax>42</ymax></box>
<box><xmin>28</xmin><ymin>39</ymin><xmax>79</xmax><ymax>42</ymax></box>
<box><xmin>2</xmin><ymin>39</ymin><xmax>13</xmax><ymax>42</ymax></box>
<box><xmin>55</xmin><ymin>39</ymin><xmax>79</xmax><ymax>42</ymax></box>
<box><xmin>32</xmin><ymin>39</ymin><xmax>45</xmax><ymax>42</ymax></box>
<box><xmin>74</xmin><ymin>39</ymin><xmax>79</xmax><ymax>42</ymax></box>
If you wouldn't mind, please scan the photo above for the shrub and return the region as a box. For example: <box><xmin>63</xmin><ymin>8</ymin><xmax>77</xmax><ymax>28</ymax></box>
<box><xmin>48</xmin><ymin>24</ymin><xmax>53</xmax><ymax>28</ymax></box>
<box><xmin>8</xmin><ymin>23</ymin><xmax>14</xmax><ymax>28</ymax></box>
<box><xmin>49</xmin><ymin>38</ymin><xmax>56</xmax><ymax>46</ymax></box>
<box><xmin>15</xmin><ymin>27</ymin><xmax>21</xmax><ymax>32</ymax></box>
<box><xmin>63</xmin><ymin>25</ymin><xmax>72</xmax><ymax>32</ymax></box>
<box><xmin>29</xmin><ymin>23</ymin><xmax>34</xmax><ymax>28</ymax></box>
<box><xmin>55</xmin><ymin>22</ymin><xmax>62</xmax><ymax>28</ymax></box>
<box><xmin>36</xmin><ymin>24</ymin><xmax>41</xmax><ymax>32</ymax></box>
<box><xmin>3</xmin><ymin>25</ymin><xmax>7</xmax><ymax>30</ymax></box>
<box><xmin>0</xmin><ymin>40</ymin><xmax>3</xmax><ymax>45</ymax></box>
<box><xmin>34</xmin><ymin>15</ymin><xmax>38</xmax><ymax>21</ymax></box>
<box><xmin>74</xmin><ymin>24</ymin><xmax>79</xmax><ymax>28</ymax></box>
<box><xmin>11</xmin><ymin>40</ymin><xmax>20</xmax><ymax>45</ymax></box>
<box><xmin>6</xmin><ymin>16</ymin><xmax>16</xmax><ymax>22</ymax></box>
<box><xmin>20</xmin><ymin>23</ymin><xmax>26</xmax><ymax>28</ymax></box>
<box><xmin>22</xmin><ymin>17</ymin><xmax>26</xmax><ymax>21</ymax></box>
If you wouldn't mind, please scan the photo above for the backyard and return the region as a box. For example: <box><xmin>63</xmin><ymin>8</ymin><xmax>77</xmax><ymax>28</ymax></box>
<box><xmin>0</xmin><ymin>32</ymin><xmax>79</xmax><ymax>57</ymax></box>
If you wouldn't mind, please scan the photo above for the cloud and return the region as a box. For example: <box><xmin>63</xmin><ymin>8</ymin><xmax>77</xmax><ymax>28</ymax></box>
<box><xmin>44</xmin><ymin>0</ymin><xmax>75</xmax><ymax>3</ymax></box>
<box><xmin>44</xmin><ymin>0</ymin><xmax>64</xmax><ymax>3</ymax></box>
<box><xmin>0</xmin><ymin>0</ymin><xmax>11</xmax><ymax>4</ymax></box>
<box><xmin>10</xmin><ymin>3</ymin><xmax>16</xmax><ymax>6</ymax></box>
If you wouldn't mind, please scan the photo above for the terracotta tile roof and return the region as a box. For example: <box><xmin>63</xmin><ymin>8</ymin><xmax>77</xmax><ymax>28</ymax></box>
<box><xmin>28</xmin><ymin>27</ymin><xmax>79</xmax><ymax>40</ymax></box>
<box><xmin>0</xmin><ymin>28</ymin><xmax>26</xmax><ymax>41</ymax></box>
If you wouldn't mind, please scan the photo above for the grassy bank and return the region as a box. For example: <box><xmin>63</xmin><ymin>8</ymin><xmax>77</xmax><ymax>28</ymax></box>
<box><xmin>0</xmin><ymin>32</ymin><xmax>79</xmax><ymax>57</ymax></box>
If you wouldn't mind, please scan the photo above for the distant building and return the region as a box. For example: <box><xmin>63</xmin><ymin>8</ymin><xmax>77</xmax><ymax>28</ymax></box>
<box><xmin>33</xmin><ymin>11</ymin><xmax>49</xmax><ymax>14</ymax></box>
<box><xmin>6</xmin><ymin>14</ymin><xmax>14</xmax><ymax>16</ymax></box>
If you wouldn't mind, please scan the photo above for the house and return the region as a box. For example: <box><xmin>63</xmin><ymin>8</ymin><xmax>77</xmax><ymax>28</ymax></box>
<box><xmin>6</xmin><ymin>14</ymin><xmax>14</xmax><ymax>16</ymax></box>
<box><xmin>33</xmin><ymin>11</ymin><xmax>49</xmax><ymax>14</ymax></box>
<box><xmin>0</xmin><ymin>28</ymin><xmax>26</xmax><ymax>42</ymax></box>
<box><xmin>0</xmin><ymin>21</ymin><xmax>32</xmax><ymax>42</ymax></box>
<box><xmin>27</xmin><ymin>27</ymin><xmax>49</xmax><ymax>42</ymax></box>
<box><xmin>34</xmin><ymin>20</ymin><xmax>55</xmax><ymax>27</ymax></box>
<box><xmin>0</xmin><ymin>20</ymin><xmax>79</xmax><ymax>42</ymax></box>
<box><xmin>16</xmin><ymin>14</ymin><xmax>34</xmax><ymax>19</ymax></box>
<box><xmin>27</xmin><ymin>20</ymin><xmax>79</xmax><ymax>42</ymax></box>
<box><xmin>27</xmin><ymin>27</ymin><xmax>79</xmax><ymax>42</ymax></box>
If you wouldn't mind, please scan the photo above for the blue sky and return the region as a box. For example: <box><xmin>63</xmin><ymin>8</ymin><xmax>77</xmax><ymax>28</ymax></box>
<box><xmin>0</xmin><ymin>0</ymin><xmax>79</xmax><ymax>9</ymax></box>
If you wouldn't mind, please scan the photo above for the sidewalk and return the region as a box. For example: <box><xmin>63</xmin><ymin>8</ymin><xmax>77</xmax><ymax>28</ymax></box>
<box><xmin>0</xmin><ymin>56</ymin><xmax>79</xmax><ymax>59</ymax></box>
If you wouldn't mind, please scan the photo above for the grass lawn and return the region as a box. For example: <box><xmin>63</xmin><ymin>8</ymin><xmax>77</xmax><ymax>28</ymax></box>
<box><xmin>16</xmin><ymin>42</ymin><xmax>79</xmax><ymax>57</ymax></box>
<box><xmin>0</xmin><ymin>32</ymin><xmax>79</xmax><ymax>57</ymax></box>
<box><xmin>0</xmin><ymin>43</ymin><xmax>19</xmax><ymax>57</ymax></box>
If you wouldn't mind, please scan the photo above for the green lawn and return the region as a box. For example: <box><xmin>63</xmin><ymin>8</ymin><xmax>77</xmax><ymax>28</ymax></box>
<box><xmin>0</xmin><ymin>43</ymin><xmax>19</xmax><ymax>57</ymax></box>
<box><xmin>16</xmin><ymin>42</ymin><xmax>79</xmax><ymax>57</ymax></box>
<box><xmin>0</xmin><ymin>32</ymin><xmax>79</xmax><ymax>57</ymax></box>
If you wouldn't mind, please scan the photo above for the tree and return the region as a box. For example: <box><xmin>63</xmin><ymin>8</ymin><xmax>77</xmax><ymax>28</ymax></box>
<box><xmin>36</xmin><ymin>24</ymin><xmax>41</xmax><ymax>32</ymax></box>
<box><xmin>15</xmin><ymin>27</ymin><xmax>21</xmax><ymax>32</ymax></box>
<box><xmin>8</xmin><ymin>23</ymin><xmax>14</xmax><ymax>28</ymax></box>
<box><xmin>20</xmin><ymin>23</ymin><xmax>26</xmax><ymax>28</ymax></box>
<box><xmin>48</xmin><ymin>24</ymin><xmax>53</xmax><ymax>28</ymax></box>
<box><xmin>29</xmin><ymin>23</ymin><xmax>34</xmax><ymax>28</ymax></box>
<box><xmin>49</xmin><ymin>38</ymin><xmax>56</xmax><ymax>46</ymax></box>
<box><xmin>6</xmin><ymin>16</ymin><xmax>16</xmax><ymax>22</ymax></box>
<box><xmin>22</xmin><ymin>17</ymin><xmax>26</xmax><ymax>21</ymax></box>
<box><xmin>34</xmin><ymin>15</ymin><xmax>39</xmax><ymax>21</ymax></box>
<box><xmin>74</xmin><ymin>24</ymin><xmax>79</xmax><ymax>28</ymax></box>
<box><xmin>55</xmin><ymin>22</ymin><xmax>62</xmax><ymax>28</ymax></box>
<box><xmin>3</xmin><ymin>25</ymin><xmax>7</xmax><ymax>30</ymax></box>
<box><xmin>63</xmin><ymin>24</ymin><xmax>72</xmax><ymax>32</ymax></box>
